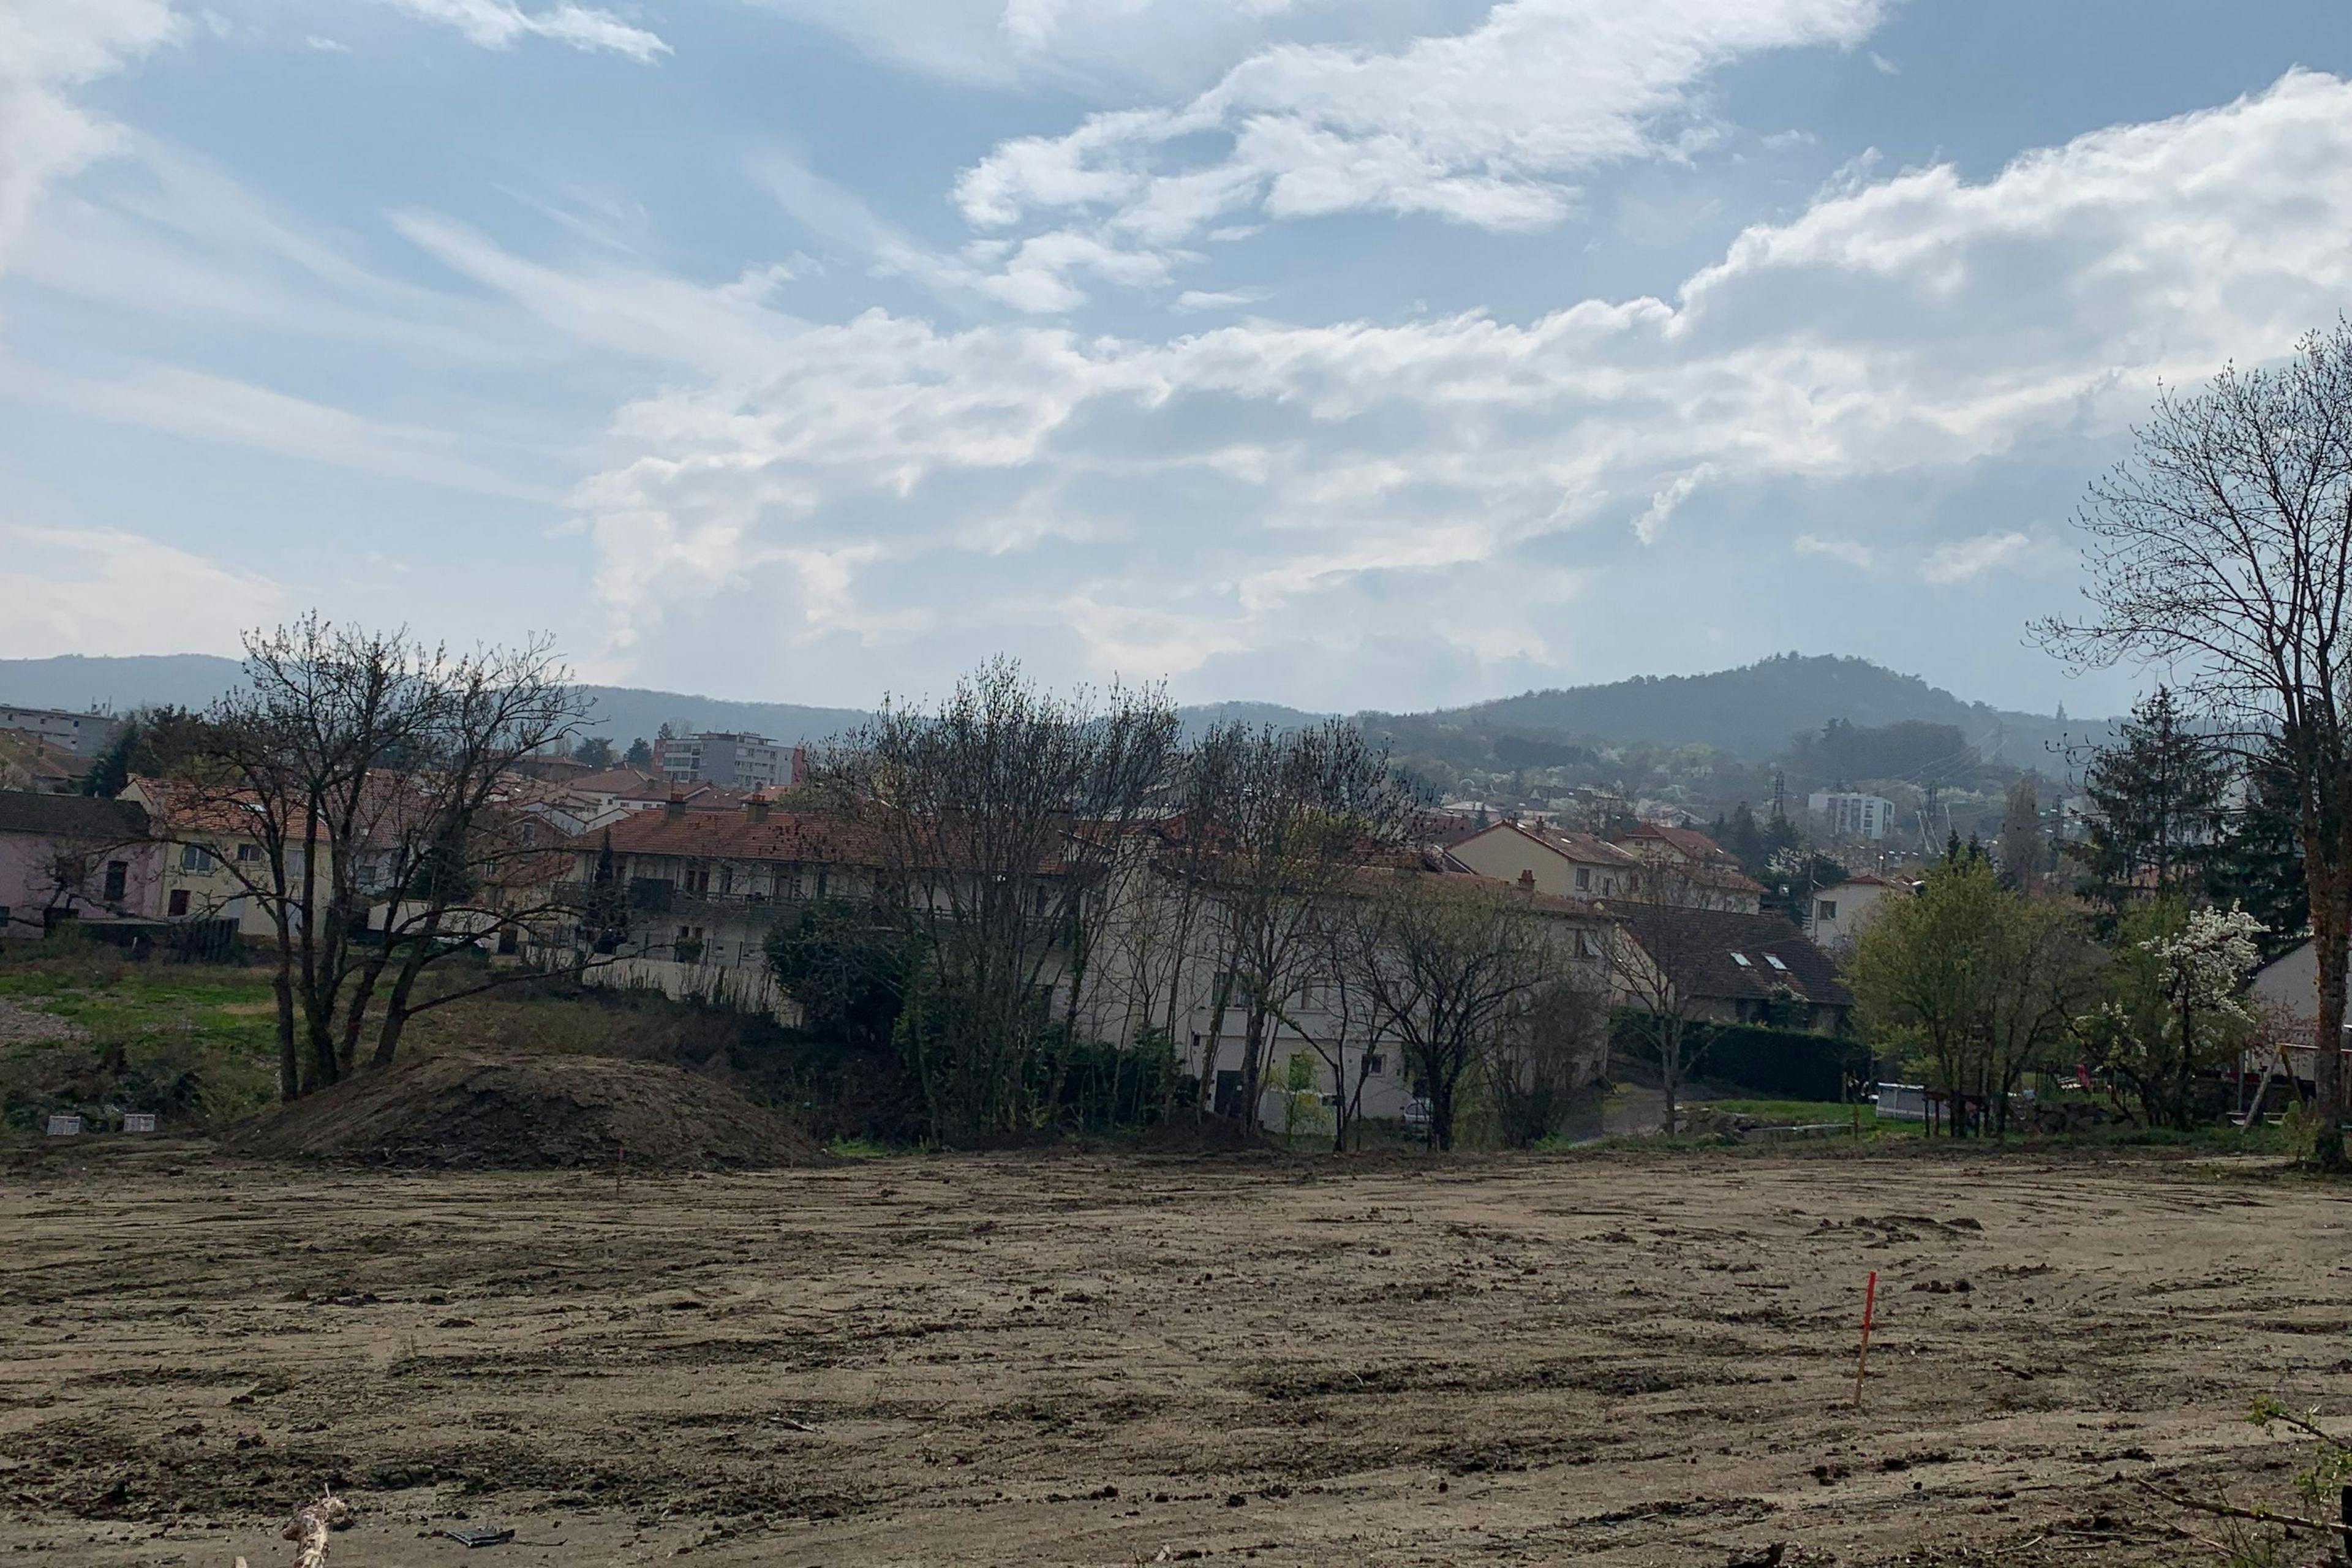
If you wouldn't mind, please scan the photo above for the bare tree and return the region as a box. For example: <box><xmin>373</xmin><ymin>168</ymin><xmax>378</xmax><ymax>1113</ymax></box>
<box><xmin>172</xmin><ymin>617</ymin><xmax>441</xmax><ymax>1098</ymax></box>
<box><xmin>1484</xmin><ymin>976</ymin><xmax>1610</xmax><ymax>1148</ymax></box>
<box><xmin>1184</xmin><ymin>720</ymin><xmax>1419</xmax><ymax>1128</ymax></box>
<box><xmin>1599</xmin><ymin>861</ymin><xmax>1724</xmax><ymax>1136</ymax></box>
<box><xmin>153</xmin><ymin>619</ymin><xmax>590</xmax><ymax>1099</ymax></box>
<box><xmin>2035</xmin><ymin>322</ymin><xmax>2352</xmax><ymax>1166</ymax></box>
<box><xmin>1091</xmin><ymin>724</ymin><xmax>1247</xmax><ymax>1118</ymax></box>
<box><xmin>1291</xmin><ymin>902</ymin><xmax>1388</xmax><ymax>1152</ymax></box>
<box><xmin>815</xmin><ymin>658</ymin><xmax>1178</xmax><ymax>1143</ymax></box>
<box><xmin>349</xmin><ymin>639</ymin><xmax>595</xmax><ymax>1072</ymax></box>
<box><xmin>1352</xmin><ymin>872</ymin><xmax>1556</xmax><ymax>1152</ymax></box>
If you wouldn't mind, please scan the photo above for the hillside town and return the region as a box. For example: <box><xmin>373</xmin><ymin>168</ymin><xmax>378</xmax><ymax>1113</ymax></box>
<box><xmin>0</xmin><ymin>652</ymin><xmax>2332</xmax><ymax>1148</ymax></box>
<box><xmin>12</xmin><ymin>9</ymin><xmax>2352</xmax><ymax>1565</ymax></box>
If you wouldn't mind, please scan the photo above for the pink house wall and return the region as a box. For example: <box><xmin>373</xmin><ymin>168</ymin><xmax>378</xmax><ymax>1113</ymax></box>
<box><xmin>0</xmin><ymin>831</ymin><xmax>165</xmax><ymax>937</ymax></box>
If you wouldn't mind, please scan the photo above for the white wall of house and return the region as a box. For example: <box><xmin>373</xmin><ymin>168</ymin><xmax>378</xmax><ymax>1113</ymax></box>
<box><xmin>1807</xmin><ymin>877</ymin><xmax>1894</xmax><ymax>949</ymax></box>
<box><xmin>560</xmin><ymin>952</ymin><xmax>802</xmax><ymax>1023</ymax></box>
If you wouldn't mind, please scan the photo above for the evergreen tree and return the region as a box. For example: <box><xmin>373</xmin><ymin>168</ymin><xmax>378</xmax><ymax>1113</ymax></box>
<box><xmin>80</xmin><ymin>706</ymin><xmax>212</xmax><ymax>797</ymax></box>
<box><xmin>2207</xmin><ymin>743</ymin><xmax>2310</xmax><ymax>961</ymax></box>
<box><xmin>584</xmin><ymin>829</ymin><xmax>630</xmax><ymax>956</ymax></box>
<box><xmin>623</xmin><ymin>736</ymin><xmax>654</xmax><ymax>770</ymax></box>
<box><xmin>2062</xmin><ymin>687</ymin><xmax>2228</xmax><ymax>924</ymax></box>
<box><xmin>1996</xmin><ymin>777</ymin><xmax>2042</xmax><ymax>892</ymax></box>
<box><xmin>1720</xmin><ymin>801</ymin><xmax>1766</xmax><ymax>871</ymax></box>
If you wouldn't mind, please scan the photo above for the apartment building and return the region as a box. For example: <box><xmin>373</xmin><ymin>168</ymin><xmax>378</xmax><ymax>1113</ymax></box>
<box><xmin>0</xmin><ymin>705</ymin><xmax>120</xmax><ymax>758</ymax></box>
<box><xmin>1807</xmin><ymin>790</ymin><xmax>1898</xmax><ymax>842</ymax></box>
<box><xmin>652</xmin><ymin>732</ymin><xmax>801</xmax><ymax>791</ymax></box>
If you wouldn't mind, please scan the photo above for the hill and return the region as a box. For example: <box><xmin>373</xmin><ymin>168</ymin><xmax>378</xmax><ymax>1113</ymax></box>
<box><xmin>0</xmin><ymin>651</ymin><xmax>2108</xmax><ymax>765</ymax></box>
<box><xmin>1411</xmin><ymin>654</ymin><xmax>2104</xmax><ymax>764</ymax></box>
<box><xmin>0</xmin><ymin>655</ymin><xmax>871</xmax><ymax>750</ymax></box>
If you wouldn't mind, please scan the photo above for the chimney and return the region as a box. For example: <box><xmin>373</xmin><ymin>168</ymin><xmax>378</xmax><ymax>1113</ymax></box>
<box><xmin>1517</xmin><ymin>869</ymin><xmax>1536</xmax><ymax>894</ymax></box>
<box><xmin>663</xmin><ymin>790</ymin><xmax>687</xmax><ymax>824</ymax></box>
<box><xmin>744</xmin><ymin>792</ymin><xmax>771</xmax><ymax>824</ymax></box>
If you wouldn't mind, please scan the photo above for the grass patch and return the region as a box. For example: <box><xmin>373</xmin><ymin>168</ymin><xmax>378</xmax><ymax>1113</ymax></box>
<box><xmin>0</xmin><ymin>960</ymin><xmax>280</xmax><ymax>1053</ymax></box>
<box><xmin>1706</xmin><ymin>1097</ymin><xmax>1917</xmax><ymax>1134</ymax></box>
<box><xmin>824</xmin><ymin>1136</ymin><xmax>906</xmax><ymax>1159</ymax></box>
<box><xmin>0</xmin><ymin>949</ymin><xmax>282</xmax><ymax>1129</ymax></box>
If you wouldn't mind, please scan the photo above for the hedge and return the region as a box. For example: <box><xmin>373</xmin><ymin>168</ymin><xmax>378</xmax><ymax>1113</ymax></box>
<box><xmin>1610</xmin><ymin>1011</ymin><xmax>1872</xmax><ymax>1102</ymax></box>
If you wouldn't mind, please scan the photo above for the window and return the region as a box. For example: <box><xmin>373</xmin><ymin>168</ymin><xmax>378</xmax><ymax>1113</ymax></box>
<box><xmin>1729</xmin><ymin>952</ymin><xmax>1751</xmax><ymax>967</ymax></box>
<box><xmin>1574</xmin><ymin>867</ymin><xmax>1590</xmax><ymax>891</ymax></box>
<box><xmin>718</xmin><ymin>864</ymin><xmax>734</xmax><ymax>896</ymax></box>
<box><xmin>168</xmin><ymin>889</ymin><xmax>190</xmax><ymax>918</ymax></box>
<box><xmin>683</xmin><ymin>864</ymin><xmax>710</xmax><ymax>895</ymax></box>
<box><xmin>1816</xmin><ymin>899</ymin><xmax>1837</xmax><ymax>922</ymax></box>
<box><xmin>1363</xmin><ymin>1054</ymin><xmax>1384</xmax><ymax>1076</ymax></box>
<box><xmin>1763</xmin><ymin>954</ymin><xmax>1789</xmax><ymax>971</ymax></box>
<box><xmin>104</xmin><ymin>861</ymin><xmax>128</xmax><ymax>902</ymax></box>
<box><xmin>1576</xmin><ymin>929</ymin><xmax>1599</xmax><ymax>959</ymax></box>
<box><xmin>236</xmin><ymin>842</ymin><xmax>262</xmax><ymax>863</ymax></box>
<box><xmin>179</xmin><ymin>845</ymin><xmax>213</xmax><ymax>872</ymax></box>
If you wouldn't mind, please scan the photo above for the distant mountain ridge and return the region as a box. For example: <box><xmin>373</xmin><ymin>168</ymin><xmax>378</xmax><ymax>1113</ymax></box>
<box><xmin>1384</xmin><ymin>654</ymin><xmax>2108</xmax><ymax>764</ymax></box>
<box><xmin>0</xmin><ymin>651</ymin><xmax>2111</xmax><ymax>763</ymax></box>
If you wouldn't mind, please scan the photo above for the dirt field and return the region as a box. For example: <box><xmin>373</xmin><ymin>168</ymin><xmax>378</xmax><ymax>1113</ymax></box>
<box><xmin>3</xmin><ymin>1144</ymin><xmax>2346</xmax><ymax>1568</ymax></box>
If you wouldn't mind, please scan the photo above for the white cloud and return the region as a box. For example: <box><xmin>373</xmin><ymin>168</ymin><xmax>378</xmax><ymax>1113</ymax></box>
<box><xmin>535</xmin><ymin>70</ymin><xmax>2352</xmax><ymax>705</ymax></box>
<box><xmin>0</xmin><ymin>0</ymin><xmax>183</xmax><ymax>275</ymax></box>
<box><xmin>1795</xmin><ymin>533</ymin><xmax>1874</xmax><ymax>569</ymax></box>
<box><xmin>0</xmin><ymin>356</ymin><xmax>553</xmax><ymax>498</ymax></box>
<box><xmin>950</xmin><ymin>0</ymin><xmax>1888</xmax><ymax>305</ymax></box>
<box><xmin>0</xmin><ymin>524</ymin><xmax>285</xmax><ymax>658</ymax></box>
<box><xmin>376</xmin><ymin>0</ymin><xmax>668</xmax><ymax>61</ymax></box>
<box><xmin>1920</xmin><ymin>529</ymin><xmax>2032</xmax><ymax>585</ymax></box>
<box><xmin>741</xmin><ymin>0</ymin><xmax>1363</xmax><ymax>96</ymax></box>
<box><xmin>1632</xmin><ymin>466</ymin><xmax>1714</xmax><ymax>545</ymax></box>
<box><xmin>1172</xmin><ymin>287</ymin><xmax>1267</xmax><ymax>312</ymax></box>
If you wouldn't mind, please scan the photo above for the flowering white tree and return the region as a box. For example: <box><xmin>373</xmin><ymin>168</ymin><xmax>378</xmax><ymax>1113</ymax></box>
<box><xmin>2082</xmin><ymin>903</ymin><xmax>2266</xmax><ymax>1129</ymax></box>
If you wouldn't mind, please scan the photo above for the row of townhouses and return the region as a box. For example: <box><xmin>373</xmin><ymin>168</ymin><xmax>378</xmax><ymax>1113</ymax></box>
<box><xmin>1</xmin><ymin>762</ymin><xmax>1860</xmax><ymax>1129</ymax></box>
<box><xmin>546</xmin><ymin>796</ymin><xmax>1855</xmax><ymax>1127</ymax></box>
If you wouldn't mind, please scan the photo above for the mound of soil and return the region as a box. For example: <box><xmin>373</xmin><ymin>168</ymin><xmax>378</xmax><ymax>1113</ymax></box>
<box><xmin>225</xmin><ymin>1052</ymin><xmax>820</xmax><ymax>1170</ymax></box>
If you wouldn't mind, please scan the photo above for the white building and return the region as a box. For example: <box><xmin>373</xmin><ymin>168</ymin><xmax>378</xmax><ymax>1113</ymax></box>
<box><xmin>1806</xmin><ymin>873</ymin><xmax>1902</xmax><ymax>949</ymax></box>
<box><xmin>1809</xmin><ymin>790</ymin><xmax>1897</xmax><ymax>841</ymax></box>
<box><xmin>0</xmin><ymin>706</ymin><xmax>120</xmax><ymax>758</ymax></box>
<box><xmin>552</xmin><ymin>805</ymin><xmax>1623</xmax><ymax>1134</ymax></box>
<box><xmin>654</xmin><ymin>732</ymin><xmax>796</xmax><ymax>791</ymax></box>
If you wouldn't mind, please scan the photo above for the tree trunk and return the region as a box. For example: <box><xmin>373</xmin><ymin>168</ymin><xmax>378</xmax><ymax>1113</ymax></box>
<box><xmin>272</xmin><ymin>933</ymin><xmax>299</xmax><ymax>1103</ymax></box>
<box><xmin>370</xmin><ymin>912</ymin><xmax>445</xmax><ymax>1071</ymax></box>
<box><xmin>338</xmin><ymin>944</ymin><xmax>393</xmax><ymax>1077</ymax></box>
<box><xmin>1659</xmin><ymin>1016</ymin><xmax>1681</xmax><ymax>1136</ymax></box>
<box><xmin>1238</xmin><ymin>1000</ymin><xmax>1268</xmax><ymax>1130</ymax></box>
<box><xmin>1429</xmin><ymin>1060</ymin><xmax>1453</xmax><ymax>1151</ymax></box>
<box><xmin>2309</xmin><ymin>887</ymin><xmax>2348</xmax><ymax>1170</ymax></box>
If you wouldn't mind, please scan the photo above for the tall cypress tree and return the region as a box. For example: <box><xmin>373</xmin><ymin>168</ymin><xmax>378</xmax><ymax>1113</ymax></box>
<box><xmin>1997</xmin><ymin>777</ymin><xmax>2043</xmax><ymax>892</ymax></box>
<box><xmin>585</xmin><ymin>829</ymin><xmax>630</xmax><ymax>956</ymax></box>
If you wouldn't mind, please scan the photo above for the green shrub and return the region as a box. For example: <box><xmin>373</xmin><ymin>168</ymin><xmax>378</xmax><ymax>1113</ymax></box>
<box><xmin>1611</xmin><ymin>1011</ymin><xmax>1869</xmax><ymax>1101</ymax></box>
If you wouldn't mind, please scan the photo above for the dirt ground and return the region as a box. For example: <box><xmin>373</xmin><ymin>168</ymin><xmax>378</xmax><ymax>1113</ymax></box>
<box><xmin>3</xmin><ymin>1144</ymin><xmax>2347</xmax><ymax>1568</ymax></box>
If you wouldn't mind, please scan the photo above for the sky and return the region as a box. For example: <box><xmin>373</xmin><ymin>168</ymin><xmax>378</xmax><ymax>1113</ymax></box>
<box><xmin>4</xmin><ymin>1</ymin><xmax>2351</xmax><ymax>718</ymax></box>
